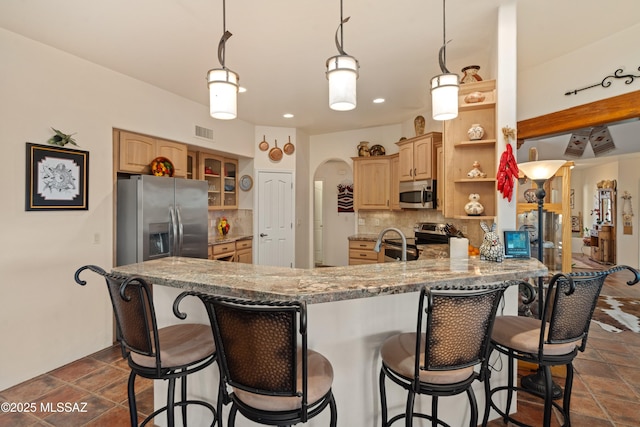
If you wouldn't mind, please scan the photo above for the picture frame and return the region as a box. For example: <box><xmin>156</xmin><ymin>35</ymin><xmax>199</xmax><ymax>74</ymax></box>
<box><xmin>25</xmin><ymin>143</ymin><xmax>89</xmax><ymax>211</ymax></box>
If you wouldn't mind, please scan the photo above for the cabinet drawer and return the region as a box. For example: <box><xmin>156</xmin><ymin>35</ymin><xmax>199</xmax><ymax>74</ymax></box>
<box><xmin>212</xmin><ymin>242</ymin><xmax>235</xmax><ymax>255</ymax></box>
<box><xmin>236</xmin><ymin>239</ymin><xmax>252</xmax><ymax>250</ymax></box>
<box><xmin>349</xmin><ymin>249</ymin><xmax>380</xmax><ymax>261</ymax></box>
<box><xmin>349</xmin><ymin>240</ymin><xmax>377</xmax><ymax>251</ymax></box>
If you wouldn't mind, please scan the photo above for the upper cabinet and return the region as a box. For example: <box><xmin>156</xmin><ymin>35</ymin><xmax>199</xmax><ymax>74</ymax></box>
<box><xmin>199</xmin><ymin>152</ymin><xmax>238</xmax><ymax>210</ymax></box>
<box><xmin>352</xmin><ymin>156</ymin><xmax>391</xmax><ymax>210</ymax></box>
<box><xmin>389</xmin><ymin>154</ymin><xmax>401</xmax><ymax>211</ymax></box>
<box><xmin>443</xmin><ymin>80</ymin><xmax>497</xmax><ymax>219</ymax></box>
<box><xmin>396</xmin><ymin>132</ymin><xmax>442</xmax><ymax>182</ymax></box>
<box><xmin>117</xmin><ymin>130</ymin><xmax>188</xmax><ymax>178</ymax></box>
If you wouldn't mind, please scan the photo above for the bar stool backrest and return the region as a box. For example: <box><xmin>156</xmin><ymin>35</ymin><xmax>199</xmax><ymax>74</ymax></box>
<box><xmin>206</xmin><ymin>296</ymin><xmax>303</xmax><ymax>397</ymax></box>
<box><xmin>418</xmin><ymin>287</ymin><xmax>505</xmax><ymax>373</ymax></box>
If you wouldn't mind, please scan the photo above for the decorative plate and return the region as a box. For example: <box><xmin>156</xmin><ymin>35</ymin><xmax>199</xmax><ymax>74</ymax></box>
<box><xmin>150</xmin><ymin>157</ymin><xmax>174</xmax><ymax>177</ymax></box>
<box><xmin>239</xmin><ymin>175</ymin><xmax>253</xmax><ymax>191</ymax></box>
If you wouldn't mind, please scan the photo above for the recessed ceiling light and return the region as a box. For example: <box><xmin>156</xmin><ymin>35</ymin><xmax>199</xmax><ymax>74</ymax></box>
<box><xmin>283</xmin><ymin>113</ymin><xmax>294</xmax><ymax>118</ymax></box>
<box><xmin>239</xmin><ymin>86</ymin><xmax>247</xmax><ymax>93</ymax></box>
<box><xmin>373</xmin><ymin>98</ymin><xmax>385</xmax><ymax>104</ymax></box>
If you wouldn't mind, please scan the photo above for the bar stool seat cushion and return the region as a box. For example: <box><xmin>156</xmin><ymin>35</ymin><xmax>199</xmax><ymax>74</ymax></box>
<box><xmin>233</xmin><ymin>349</ymin><xmax>334</xmax><ymax>412</ymax></box>
<box><xmin>381</xmin><ymin>333</ymin><xmax>474</xmax><ymax>385</ymax></box>
<box><xmin>130</xmin><ymin>323</ymin><xmax>215</xmax><ymax>368</ymax></box>
<box><xmin>491</xmin><ymin>316</ymin><xmax>579</xmax><ymax>356</ymax></box>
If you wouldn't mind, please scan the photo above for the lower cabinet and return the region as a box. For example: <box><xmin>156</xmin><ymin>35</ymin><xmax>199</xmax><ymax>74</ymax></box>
<box><xmin>348</xmin><ymin>240</ymin><xmax>384</xmax><ymax>265</ymax></box>
<box><xmin>235</xmin><ymin>239</ymin><xmax>253</xmax><ymax>264</ymax></box>
<box><xmin>209</xmin><ymin>239</ymin><xmax>253</xmax><ymax>263</ymax></box>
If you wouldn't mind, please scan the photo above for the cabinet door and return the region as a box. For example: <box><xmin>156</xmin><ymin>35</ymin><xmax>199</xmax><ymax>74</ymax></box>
<box><xmin>413</xmin><ymin>137</ymin><xmax>433</xmax><ymax>180</ymax></box>
<box><xmin>354</xmin><ymin>157</ymin><xmax>390</xmax><ymax>210</ymax></box>
<box><xmin>390</xmin><ymin>154</ymin><xmax>400</xmax><ymax>210</ymax></box>
<box><xmin>201</xmin><ymin>154</ymin><xmax>223</xmax><ymax>209</ymax></box>
<box><xmin>156</xmin><ymin>139</ymin><xmax>188</xmax><ymax>178</ymax></box>
<box><xmin>186</xmin><ymin>150</ymin><xmax>198</xmax><ymax>180</ymax></box>
<box><xmin>435</xmin><ymin>142</ymin><xmax>444</xmax><ymax>210</ymax></box>
<box><xmin>223</xmin><ymin>159</ymin><xmax>238</xmax><ymax>209</ymax></box>
<box><xmin>398</xmin><ymin>143</ymin><xmax>414</xmax><ymax>182</ymax></box>
<box><xmin>119</xmin><ymin>131</ymin><xmax>155</xmax><ymax>173</ymax></box>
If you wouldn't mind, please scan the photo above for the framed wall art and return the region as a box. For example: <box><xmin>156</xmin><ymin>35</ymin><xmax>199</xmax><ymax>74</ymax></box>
<box><xmin>25</xmin><ymin>143</ymin><xmax>89</xmax><ymax>211</ymax></box>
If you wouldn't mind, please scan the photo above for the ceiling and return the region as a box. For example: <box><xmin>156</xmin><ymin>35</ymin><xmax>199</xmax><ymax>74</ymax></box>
<box><xmin>1</xmin><ymin>0</ymin><xmax>638</xmax><ymax>145</ymax></box>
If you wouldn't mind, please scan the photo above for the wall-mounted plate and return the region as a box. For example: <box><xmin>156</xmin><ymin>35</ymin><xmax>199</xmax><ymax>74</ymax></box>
<box><xmin>239</xmin><ymin>175</ymin><xmax>253</xmax><ymax>191</ymax></box>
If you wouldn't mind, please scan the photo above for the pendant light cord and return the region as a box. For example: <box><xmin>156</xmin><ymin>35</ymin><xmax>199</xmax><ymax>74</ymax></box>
<box><xmin>217</xmin><ymin>0</ymin><xmax>232</xmax><ymax>68</ymax></box>
<box><xmin>438</xmin><ymin>0</ymin><xmax>450</xmax><ymax>74</ymax></box>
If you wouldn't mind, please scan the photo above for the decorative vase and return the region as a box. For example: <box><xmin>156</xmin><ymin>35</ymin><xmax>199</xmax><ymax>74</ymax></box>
<box><xmin>460</xmin><ymin>65</ymin><xmax>483</xmax><ymax>83</ymax></box>
<box><xmin>414</xmin><ymin>115</ymin><xmax>425</xmax><ymax>136</ymax></box>
<box><xmin>467</xmin><ymin>124</ymin><xmax>485</xmax><ymax>141</ymax></box>
<box><xmin>464</xmin><ymin>193</ymin><xmax>484</xmax><ymax>216</ymax></box>
<box><xmin>357</xmin><ymin>141</ymin><xmax>370</xmax><ymax>157</ymax></box>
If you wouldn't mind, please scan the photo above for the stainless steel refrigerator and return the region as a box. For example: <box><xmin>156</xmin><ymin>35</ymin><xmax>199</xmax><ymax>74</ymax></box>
<box><xmin>116</xmin><ymin>175</ymin><xmax>208</xmax><ymax>266</ymax></box>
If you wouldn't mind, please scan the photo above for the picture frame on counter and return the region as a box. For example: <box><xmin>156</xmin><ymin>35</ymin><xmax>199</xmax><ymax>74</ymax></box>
<box><xmin>25</xmin><ymin>143</ymin><xmax>89</xmax><ymax>211</ymax></box>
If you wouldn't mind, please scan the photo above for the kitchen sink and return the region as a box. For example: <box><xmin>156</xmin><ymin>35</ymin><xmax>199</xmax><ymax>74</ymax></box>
<box><xmin>384</xmin><ymin>246</ymin><xmax>419</xmax><ymax>262</ymax></box>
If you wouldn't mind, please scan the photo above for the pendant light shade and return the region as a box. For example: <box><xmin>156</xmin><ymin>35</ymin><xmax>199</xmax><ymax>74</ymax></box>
<box><xmin>431</xmin><ymin>73</ymin><xmax>459</xmax><ymax>121</ymax></box>
<box><xmin>518</xmin><ymin>160</ymin><xmax>566</xmax><ymax>181</ymax></box>
<box><xmin>208</xmin><ymin>1</ymin><xmax>239</xmax><ymax>120</ymax></box>
<box><xmin>208</xmin><ymin>68</ymin><xmax>239</xmax><ymax>120</ymax></box>
<box><xmin>326</xmin><ymin>0</ymin><xmax>359</xmax><ymax>111</ymax></box>
<box><xmin>431</xmin><ymin>0</ymin><xmax>459</xmax><ymax>121</ymax></box>
<box><xmin>326</xmin><ymin>54</ymin><xmax>358</xmax><ymax>111</ymax></box>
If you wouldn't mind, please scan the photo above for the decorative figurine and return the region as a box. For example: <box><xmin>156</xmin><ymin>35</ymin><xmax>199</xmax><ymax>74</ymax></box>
<box><xmin>479</xmin><ymin>221</ymin><xmax>504</xmax><ymax>262</ymax></box>
<box><xmin>467</xmin><ymin>123</ymin><xmax>485</xmax><ymax>140</ymax></box>
<box><xmin>467</xmin><ymin>161</ymin><xmax>487</xmax><ymax>178</ymax></box>
<box><xmin>217</xmin><ymin>217</ymin><xmax>230</xmax><ymax>236</ymax></box>
<box><xmin>464</xmin><ymin>193</ymin><xmax>485</xmax><ymax>216</ymax></box>
<box><xmin>357</xmin><ymin>141</ymin><xmax>370</xmax><ymax>157</ymax></box>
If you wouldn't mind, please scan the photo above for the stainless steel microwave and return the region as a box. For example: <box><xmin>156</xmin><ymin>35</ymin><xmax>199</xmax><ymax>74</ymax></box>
<box><xmin>399</xmin><ymin>179</ymin><xmax>436</xmax><ymax>209</ymax></box>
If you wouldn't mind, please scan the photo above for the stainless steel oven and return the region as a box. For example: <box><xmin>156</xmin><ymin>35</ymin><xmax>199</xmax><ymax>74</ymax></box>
<box><xmin>399</xmin><ymin>179</ymin><xmax>436</xmax><ymax>209</ymax></box>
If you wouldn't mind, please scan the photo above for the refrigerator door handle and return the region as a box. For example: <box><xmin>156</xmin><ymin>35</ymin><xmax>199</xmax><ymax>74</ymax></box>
<box><xmin>169</xmin><ymin>205</ymin><xmax>178</xmax><ymax>256</ymax></box>
<box><xmin>176</xmin><ymin>205</ymin><xmax>184</xmax><ymax>256</ymax></box>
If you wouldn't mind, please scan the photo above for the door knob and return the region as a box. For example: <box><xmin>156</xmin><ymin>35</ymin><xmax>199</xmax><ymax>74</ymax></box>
<box><xmin>260</xmin><ymin>233</ymin><xmax>268</xmax><ymax>237</ymax></box>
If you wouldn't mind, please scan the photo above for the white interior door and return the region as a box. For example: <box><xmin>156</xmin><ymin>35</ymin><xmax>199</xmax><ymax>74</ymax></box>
<box><xmin>314</xmin><ymin>181</ymin><xmax>324</xmax><ymax>266</ymax></box>
<box><xmin>257</xmin><ymin>171</ymin><xmax>294</xmax><ymax>267</ymax></box>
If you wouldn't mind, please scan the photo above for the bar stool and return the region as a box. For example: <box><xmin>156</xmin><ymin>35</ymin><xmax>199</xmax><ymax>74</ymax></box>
<box><xmin>74</xmin><ymin>265</ymin><xmax>220</xmax><ymax>427</ymax></box>
<box><xmin>379</xmin><ymin>285</ymin><xmax>508</xmax><ymax>427</ymax></box>
<box><xmin>181</xmin><ymin>291</ymin><xmax>337</xmax><ymax>427</ymax></box>
<box><xmin>483</xmin><ymin>265</ymin><xmax>640</xmax><ymax>427</ymax></box>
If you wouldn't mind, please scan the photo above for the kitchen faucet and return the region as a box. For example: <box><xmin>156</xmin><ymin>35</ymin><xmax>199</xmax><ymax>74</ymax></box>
<box><xmin>374</xmin><ymin>227</ymin><xmax>407</xmax><ymax>261</ymax></box>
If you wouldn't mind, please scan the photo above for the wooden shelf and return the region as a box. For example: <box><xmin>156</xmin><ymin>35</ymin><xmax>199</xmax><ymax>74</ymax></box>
<box><xmin>454</xmin><ymin>178</ymin><xmax>496</xmax><ymax>183</ymax></box>
<box><xmin>454</xmin><ymin>139</ymin><xmax>496</xmax><ymax>147</ymax></box>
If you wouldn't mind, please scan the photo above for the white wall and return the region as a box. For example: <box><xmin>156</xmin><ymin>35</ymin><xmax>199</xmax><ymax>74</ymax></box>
<box><xmin>0</xmin><ymin>28</ymin><xmax>255</xmax><ymax>390</ymax></box>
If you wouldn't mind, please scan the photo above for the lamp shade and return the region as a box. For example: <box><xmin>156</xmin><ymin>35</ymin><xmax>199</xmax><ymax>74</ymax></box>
<box><xmin>208</xmin><ymin>68</ymin><xmax>239</xmax><ymax>120</ymax></box>
<box><xmin>430</xmin><ymin>73</ymin><xmax>459</xmax><ymax>120</ymax></box>
<box><xmin>326</xmin><ymin>54</ymin><xmax>359</xmax><ymax>111</ymax></box>
<box><xmin>518</xmin><ymin>160</ymin><xmax>566</xmax><ymax>181</ymax></box>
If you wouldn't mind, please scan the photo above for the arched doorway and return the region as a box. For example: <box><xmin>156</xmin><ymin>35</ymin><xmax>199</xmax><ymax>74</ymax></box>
<box><xmin>313</xmin><ymin>159</ymin><xmax>355</xmax><ymax>267</ymax></box>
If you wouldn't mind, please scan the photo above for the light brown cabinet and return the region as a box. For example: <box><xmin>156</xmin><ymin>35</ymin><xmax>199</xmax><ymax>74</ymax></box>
<box><xmin>199</xmin><ymin>153</ymin><xmax>238</xmax><ymax>210</ymax></box>
<box><xmin>396</xmin><ymin>132</ymin><xmax>442</xmax><ymax>182</ymax></box>
<box><xmin>187</xmin><ymin>150</ymin><xmax>198</xmax><ymax>180</ymax></box>
<box><xmin>348</xmin><ymin>240</ymin><xmax>384</xmax><ymax>265</ymax></box>
<box><xmin>352</xmin><ymin>156</ymin><xmax>391</xmax><ymax>210</ymax></box>
<box><xmin>209</xmin><ymin>239</ymin><xmax>253</xmax><ymax>263</ymax></box>
<box><xmin>389</xmin><ymin>154</ymin><xmax>401</xmax><ymax>211</ymax></box>
<box><xmin>117</xmin><ymin>130</ymin><xmax>188</xmax><ymax>177</ymax></box>
<box><xmin>235</xmin><ymin>239</ymin><xmax>253</xmax><ymax>264</ymax></box>
<box><xmin>434</xmin><ymin>140</ymin><xmax>444</xmax><ymax>211</ymax></box>
<box><xmin>443</xmin><ymin>80</ymin><xmax>497</xmax><ymax>219</ymax></box>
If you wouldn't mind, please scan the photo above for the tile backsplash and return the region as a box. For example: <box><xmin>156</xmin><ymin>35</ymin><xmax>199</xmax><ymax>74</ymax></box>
<box><xmin>209</xmin><ymin>209</ymin><xmax>253</xmax><ymax>238</ymax></box>
<box><xmin>357</xmin><ymin>210</ymin><xmax>485</xmax><ymax>247</ymax></box>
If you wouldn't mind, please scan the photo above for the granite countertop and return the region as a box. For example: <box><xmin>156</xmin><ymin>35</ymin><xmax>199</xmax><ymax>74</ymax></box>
<box><xmin>208</xmin><ymin>234</ymin><xmax>253</xmax><ymax>245</ymax></box>
<box><xmin>112</xmin><ymin>256</ymin><xmax>547</xmax><ymax>304</ymax></box>
<box><xmin>348</xmin><ymin>234</ymin><xmax>380</xmax><ymax>242</ymax></box>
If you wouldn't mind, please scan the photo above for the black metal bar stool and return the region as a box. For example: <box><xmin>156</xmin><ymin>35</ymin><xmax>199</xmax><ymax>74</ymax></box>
<box><xmin>74</xmin><ymin>265</ymin><xmax>220</xmax><ymax>427</ymax></box>
<box><xmin>379</xmin><ymin>284</ymin><xmax>509</xmax><ymax>427</ymax></box>
<box><xmin>483</xmin><ymin>265</ymin><xmax>640</xmax><ymax>427</ymax></box>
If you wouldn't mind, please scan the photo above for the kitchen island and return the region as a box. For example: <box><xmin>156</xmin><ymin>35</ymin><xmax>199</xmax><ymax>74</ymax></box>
<box><xmin>112</xmin><ymin>257</ymin><xmax>546</xmax><ymax>426</ymax></box>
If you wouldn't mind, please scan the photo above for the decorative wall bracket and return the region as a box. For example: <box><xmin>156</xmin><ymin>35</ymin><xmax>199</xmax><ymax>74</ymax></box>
<box><xmin>565</xmin><ymin>66</ymin><xmax>640</xmax><ymax>96</ymax></box>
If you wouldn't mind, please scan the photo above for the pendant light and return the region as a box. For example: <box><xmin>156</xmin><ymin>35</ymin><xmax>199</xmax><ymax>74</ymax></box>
<box><xmin>430</xmin><ymin>0</ymin><xmax>459</xmax><ymax>121</ymax></box>
<box><xmin>207</xmin><ymin>0</ymin><xmax>239</xmax><ymax>120</ymax></box>
<box><xmin>326</xmin><ymin>0</ymin><xmax>359</xmax><ymax>111</ymax></box>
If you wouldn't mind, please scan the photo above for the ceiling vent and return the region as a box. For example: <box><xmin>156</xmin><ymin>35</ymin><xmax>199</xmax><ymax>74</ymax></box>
<box><xmin>194</xmin><ymin>125</ymin><xmax>214</xmax><ymax>141</ymax></box>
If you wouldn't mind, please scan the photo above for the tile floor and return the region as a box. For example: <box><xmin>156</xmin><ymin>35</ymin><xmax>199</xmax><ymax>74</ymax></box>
<box><xmin>1</xmin><ymin>254</ymin><xmax>638</xmax><ymax>426</ymax></box>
